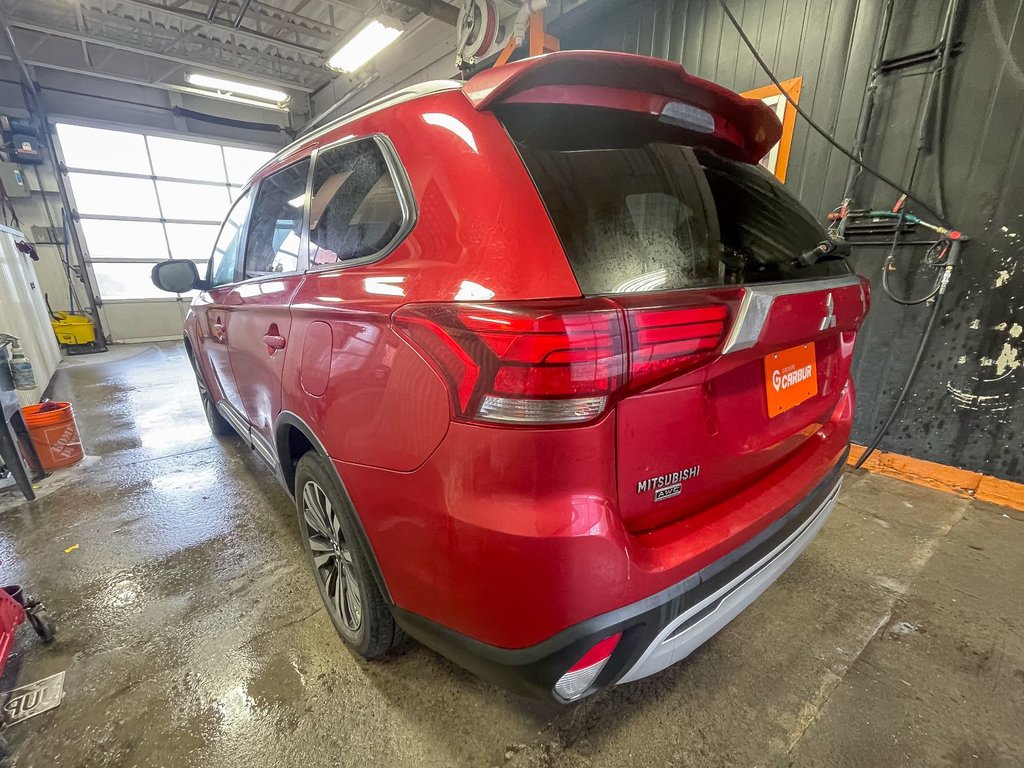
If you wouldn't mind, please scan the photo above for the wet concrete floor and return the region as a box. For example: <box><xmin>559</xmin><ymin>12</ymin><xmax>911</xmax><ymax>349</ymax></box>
<box><xmin>0</xmin><ymin>341</ymin><xmax>1021</xmax><ymax>767</ymax></box>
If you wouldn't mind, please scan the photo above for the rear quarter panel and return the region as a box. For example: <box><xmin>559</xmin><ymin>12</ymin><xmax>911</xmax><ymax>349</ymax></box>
<box><xmin>282</xmin><ymin>91</ymin><xmax>582</xmax><ymax>471</ymax></box>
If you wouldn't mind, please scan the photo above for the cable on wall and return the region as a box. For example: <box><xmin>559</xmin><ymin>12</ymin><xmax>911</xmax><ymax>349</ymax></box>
<box><xmin>716</xmin><ymin>0</ymin><xmax>967</xmax><ymax>471</ymax></box>
<box><xmin>715</xmin><ymin>0</ymin><xmax>948</xmax><ymax>228</ymax></box>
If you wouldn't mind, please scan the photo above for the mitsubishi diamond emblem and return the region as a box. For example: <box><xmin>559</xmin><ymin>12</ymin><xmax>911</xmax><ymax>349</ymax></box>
<box><xmin>819</xmin><ymin>293</ymin><xmax>837</xmax><ymax>331</ymax></box>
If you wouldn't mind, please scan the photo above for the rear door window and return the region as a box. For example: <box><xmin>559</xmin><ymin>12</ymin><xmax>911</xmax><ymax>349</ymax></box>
<box><xmin>242</xmin><ymin>158</ymin><xmax>310</xmax><ymax>279</ymax></box>
<box><xmin>516</xmin><ymin>142</ymin><xmax>848</xmax><ymax>295</ymax></box>
<box><xmin>308</xmin><ymin>139</ymin><xmax>405</xmax><ymax>267</ymax></box>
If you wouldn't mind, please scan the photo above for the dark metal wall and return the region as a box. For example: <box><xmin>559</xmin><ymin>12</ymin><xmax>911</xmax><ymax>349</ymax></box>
<box><xmin>556</xmin><ymin>0</ymin><xmax>1024</xmax><ymax>481</ymax></box>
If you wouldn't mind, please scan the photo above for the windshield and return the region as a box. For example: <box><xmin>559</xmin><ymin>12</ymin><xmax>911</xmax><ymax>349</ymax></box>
<box><xmin>515</xmin><ymin>141</ymin><xmax>848</xmax><ymax>296</ymax></box>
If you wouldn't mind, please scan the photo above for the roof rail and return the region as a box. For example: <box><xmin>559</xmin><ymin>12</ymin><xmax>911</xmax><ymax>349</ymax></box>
<box><xmin>248</xmin><ymin>80</ymin><xmax>463</xmax><ymax>186</ymax></box>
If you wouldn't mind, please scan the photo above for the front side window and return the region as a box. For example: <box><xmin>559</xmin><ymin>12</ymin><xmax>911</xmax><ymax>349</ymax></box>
<box><xmin>243</xmin><ymin>159</ymin><xmax>310</xmax><ymax>279</ymax></box>
<box><xmin>208</xmin><ymin>189</ymin><xmax>254</xmax><ymax>288</ymax></box>
<box><xmin>308</xmin><ymin>139</ymin><xmax>404</xmax><ymax>267</ymax></box>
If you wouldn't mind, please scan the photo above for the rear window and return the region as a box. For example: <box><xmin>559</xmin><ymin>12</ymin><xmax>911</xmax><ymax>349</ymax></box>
<box><xmin>514</xmin><ymin>141</ymin><xmax>848</xmax><ymax>295</ymax></box>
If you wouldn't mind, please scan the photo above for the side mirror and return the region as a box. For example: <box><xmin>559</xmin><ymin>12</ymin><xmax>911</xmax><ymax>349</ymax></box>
<box><xmin>151</xmin><ymin>260</ymin><xmax>204</xmax><ymax>293</ymax></box>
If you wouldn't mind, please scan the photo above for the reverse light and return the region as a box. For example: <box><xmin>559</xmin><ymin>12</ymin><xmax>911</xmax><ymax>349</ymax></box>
<box><xmin>186</xmin><ymin>73</ymin><xmax>288</xmax><ymax>103</ymax></box>
<box><xmin>327</xmin><ymin>19</ymin><xmax>403</xmax><ymax>73</ymax></box>
<box><xmin>554</xmin><ymin>633</ymin><xmax>622</xmax><ymax>702</ymax></box>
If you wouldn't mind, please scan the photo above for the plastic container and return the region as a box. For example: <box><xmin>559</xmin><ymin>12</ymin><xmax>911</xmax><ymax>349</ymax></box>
<box><xmin>50</xmin><ymin>313</ymin><xmax>96</xmax><ymax>346</ymax></box>
<box><xmin>8</xmin><ymin>345</ymin><xmax>35</xmax><ymax>390</ymax></box>
<box><xmin>21</xmin><ymin>401</ymin><xmax>85</xmax><ymax>470</ymax></box>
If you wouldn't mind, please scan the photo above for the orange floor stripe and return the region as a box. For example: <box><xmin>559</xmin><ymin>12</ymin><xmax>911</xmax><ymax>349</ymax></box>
<box><xmin>846</xmin><ymin>444</ymin><xmax>1024</xmax><ymax>513</ymax></box>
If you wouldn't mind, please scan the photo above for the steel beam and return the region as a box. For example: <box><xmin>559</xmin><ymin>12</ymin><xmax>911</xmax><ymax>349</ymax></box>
<box><xmin>7</xmin><ymin>21</ymin><xmax>320</xmax><ymax>90</ymax></box>
<box><xmin>76</xmin><ymin>10</ymin><xmax>325</xmax><ymax>80</ymax></box>
<box><xmin>202</xmin><ymin>0</ymin><xmax>342</xmax><ymax>44</ymax></box>
<box><xmin>71</xmin><ymin>7</ymin><xmax>329</xmax><ymax>80</ymax></box>
<box><xmin>80</xmin><ymin>0</ymin><xmax>326</xmax><ymax>56</ymax></box>
<box><xmin>389</xmin><ymin>0</ymin><xmax>459</xmax><ymax>26</ymax></box>
<box><xmin>232</xmin><ymin>0</ymin><xmax>253</xmax><ymax>28</ymax></box>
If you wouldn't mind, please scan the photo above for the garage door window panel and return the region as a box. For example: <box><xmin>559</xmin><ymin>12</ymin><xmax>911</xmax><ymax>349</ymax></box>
<box><xmin>156</xmin><ymin>181</ymin><xmax>232</xmax><ymax>222</ymax></box>
<box><xmin>79</xmin><ymin>219</ymin><xmax>169</xmax><ymax>260</ymax></box>
<box><xmin>68</xmin><ymin>173</ymin><xmax>161</xmax><ymax>218</ymax></box>
<box><xmin>308</xmin><ymin>140</ymin><xmax>404</xmax><ymax>267</ymax></box>
<box><xmin>225</xmin><ymin>146</ymin><xmax>275</xmax><ymax>186</ymax></box>
<box><xmin>242</xmin><ymin>160</ymin><xmax>310</xmax><ymax>279</ymax></box>
<box><xmin>92</xmin><ymin>262</ymin><xmax>184</xmax><ymax>301</ymax></box>
<box><xmin>56</xmin><ymin>121</ymin><xmax>274</xmax><ymax>303</ymax></box>
<box><xmin>166</xmin><ymin>223</ymin><xmax>222</xmax><ymax>262</ymax></box>
<box><xmin>57</xmin><ymin>124</ymin><xmax>151</xmax><ymax>175</ymax></box>
<box><xmin>147</xmin><ymin>135</ymin><xmax>227</xmax><ymax>183</ymax></box>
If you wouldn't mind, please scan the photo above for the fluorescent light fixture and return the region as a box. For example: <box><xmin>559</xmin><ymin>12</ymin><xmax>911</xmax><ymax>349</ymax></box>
<box><xmin>327</xmin><ymin>19</ymin><xmax>403</xmax><ymax>73</ymax></box>
<box><xmin>186</xmin><ymin>73</ymin><xmax>289</xmax><ymax>103</ymax></box>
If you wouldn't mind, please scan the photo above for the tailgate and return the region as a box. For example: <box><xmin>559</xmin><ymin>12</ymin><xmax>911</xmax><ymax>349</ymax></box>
<box><xmin>480</xmin><ymin>50</ymin><xmax>870</xmax><ymax>534</ymax></box>
<box><xmin>617</xmin><ymin>277</ymin><xmax>866</xmax><ymax>533</ymax></box>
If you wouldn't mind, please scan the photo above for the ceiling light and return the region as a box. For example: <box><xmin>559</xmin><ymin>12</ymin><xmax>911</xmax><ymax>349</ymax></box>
<box><xmin>327</xmin><ymin>19</ymin><xmax>403</xmax><ymax>73</ymax></box>
<box><xmin>186</xmin><ymin>73</ymin><xmax>289</xmax><ymax>103</ymax></box>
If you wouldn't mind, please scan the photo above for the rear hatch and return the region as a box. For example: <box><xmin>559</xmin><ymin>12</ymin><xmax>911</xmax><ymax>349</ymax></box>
<box><xmin>476</xmin><ymin>52</ymin><xmax>868</xmax><ymax>533</ymax></box>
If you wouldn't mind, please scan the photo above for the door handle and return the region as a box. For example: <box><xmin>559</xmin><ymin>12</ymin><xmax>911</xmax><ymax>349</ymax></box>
<box><xmin>263</xmin><ymin>334</ymin><xmax>287</xmax><ymax>350</ymax></box>
<box><xmin>211</xmin><ymin>322</ymin><xmax>226</xmax><ymax>339</ymax></box>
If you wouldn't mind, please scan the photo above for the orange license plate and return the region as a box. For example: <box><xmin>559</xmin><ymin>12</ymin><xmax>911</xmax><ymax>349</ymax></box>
<box><xmin>764</xmin><ymin>342</ymin><xmax>817</xmax><ymax>417</ymax></box>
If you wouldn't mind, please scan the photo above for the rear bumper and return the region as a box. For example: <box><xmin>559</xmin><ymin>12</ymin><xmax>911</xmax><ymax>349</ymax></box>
<box><xmin>393</xmin><ymin>450</ymin><xmax>846</xmax><ymax>701</ymax></box>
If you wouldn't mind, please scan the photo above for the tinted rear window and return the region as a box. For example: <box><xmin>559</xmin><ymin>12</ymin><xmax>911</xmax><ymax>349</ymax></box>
<box><xmin>516</xmin><ymin>142</ymin><xmax>848</xmax><ymax>295</ymax></box>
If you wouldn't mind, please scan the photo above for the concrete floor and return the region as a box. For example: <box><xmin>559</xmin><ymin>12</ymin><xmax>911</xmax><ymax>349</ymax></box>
<box><xmin>0</xmin><ymin>342</ymin><xmax>1022</xmax><ymax>767</ymax></box>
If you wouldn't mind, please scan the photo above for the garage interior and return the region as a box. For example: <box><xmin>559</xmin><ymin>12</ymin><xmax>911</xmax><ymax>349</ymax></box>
<box><xmin>0</xmin><ymin>0</ymin><xmax>1022</xmax><ymax>765</ymax></box>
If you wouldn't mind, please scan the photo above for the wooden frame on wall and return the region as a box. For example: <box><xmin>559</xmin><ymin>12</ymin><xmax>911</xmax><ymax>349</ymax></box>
<box><xmin>741</xmin><ymin>77</ymin><xmax>802</xmax><ymax>183</ymax></box>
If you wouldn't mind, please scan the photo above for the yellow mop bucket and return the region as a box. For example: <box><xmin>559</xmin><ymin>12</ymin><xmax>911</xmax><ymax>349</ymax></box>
<box><xmin>50</xmin><ymin>312</ymin><xmax>96</xmax><ymax>346</ymax></box>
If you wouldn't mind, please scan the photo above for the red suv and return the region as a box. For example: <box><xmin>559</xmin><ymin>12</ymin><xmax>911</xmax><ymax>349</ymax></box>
<box><xmin>153</xmin><ymin>51</ymin><xmax>868</xmax><ymax>702</ymax></box>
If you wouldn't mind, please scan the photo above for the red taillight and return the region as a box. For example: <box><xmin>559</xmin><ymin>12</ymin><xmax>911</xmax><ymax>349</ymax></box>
<box><xmin>626</xmin><ymin>304</ymin><xmax>729</xmax><ymax>387</ymax></box>
<box><xmin>394</xmin><ymin>300</ymin><xmax>627</xmax><ymax>425</ymax></box>
<box><xmin>393</xmin><ymin>297</ymin><xmax>730</xmax><ymax>425</ymax></box>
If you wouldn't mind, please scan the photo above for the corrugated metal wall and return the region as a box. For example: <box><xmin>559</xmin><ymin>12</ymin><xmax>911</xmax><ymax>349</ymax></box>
<box><xmin>557</xmin><ymin>0</ymin><xmax>1024</xmax><ymax>481</ymax></box>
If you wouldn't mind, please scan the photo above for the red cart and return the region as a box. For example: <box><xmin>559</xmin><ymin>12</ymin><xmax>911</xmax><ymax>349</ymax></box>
<box><xmin>0</xmin><ymin>586</ymin><xmax>55</xmax><ymax>759</ymax></box>
<box><xmin>0</xmin><ymin>586</ymin><xmax>54</xmax><ymax>677</ymax></box>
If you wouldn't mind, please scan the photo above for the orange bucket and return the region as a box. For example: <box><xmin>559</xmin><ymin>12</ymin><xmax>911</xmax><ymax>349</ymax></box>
<box><xmin>21</xmin><ymin>402</ymin><xmax>85</xmax><ymax>471</ymax></box>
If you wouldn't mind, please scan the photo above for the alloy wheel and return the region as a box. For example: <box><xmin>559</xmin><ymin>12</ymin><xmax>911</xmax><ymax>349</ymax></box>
<box><xmin>301</xmin><ymin>480</ymin><xmax>362</xmax><ymax>632</ymax></box>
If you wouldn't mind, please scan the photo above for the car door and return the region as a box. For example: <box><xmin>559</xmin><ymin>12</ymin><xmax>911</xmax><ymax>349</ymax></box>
<box><xmin>193</xmin><ymin>188</ymin><xmax>253</xmax><ymax>424</ymax></box>
<box><xmin>226</xmin><ymin>157</ymin><xmax>311</xmax><ymax>463</ymax></box>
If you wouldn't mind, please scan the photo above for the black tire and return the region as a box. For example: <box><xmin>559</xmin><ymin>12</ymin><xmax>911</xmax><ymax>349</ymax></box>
<box><xmin>0</xmin><ymin>733</ymin><xmax>9</xmax><ymax>761</ymax></box>
<box><xmin>27</xmin><ymin>608</ymin><xmax>55</xmax><ymax>644</ymax></box>
<box><xmin>294</xmin><ymin>452</ymin><xmax>402</xmax><ymax>659</ymax></box>
<box><xmin>188</xmin><ymin>352</ymin><xmax>234</xmax><ymax>437</ymax></box>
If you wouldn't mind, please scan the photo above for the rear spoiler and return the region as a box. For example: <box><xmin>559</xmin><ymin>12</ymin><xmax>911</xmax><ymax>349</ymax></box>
<box><xmin>462</xmin><ymin>51</ymin><xmax>782</xmax><ymax>164</ymax></box>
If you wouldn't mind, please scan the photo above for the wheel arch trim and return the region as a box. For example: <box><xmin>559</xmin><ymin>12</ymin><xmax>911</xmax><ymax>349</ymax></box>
<box><xmin>275</xmin><ymin>411</ymin><xmax>394</xmax><ymax>604</ymax></box>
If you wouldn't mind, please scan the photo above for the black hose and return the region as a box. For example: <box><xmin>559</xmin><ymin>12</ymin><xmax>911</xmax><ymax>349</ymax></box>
<box><xmin>882</xmin><ymin>235</ymin><xmax>949</xmax><ymax>306</ymax></box>
<box><xmin>716</xmin><ymin>0</ymin><xmax>948</xmax><ymax>227</ymax></box>
<box><xmin>882</xmin><ymin>260</ymin><xmax>942</xmax><ymax>305</ymax></box>
<box><xmin>931</xmin><ymin>0</ymin><xmax>962</xmax><ymax>220</ymax></box>
<box><xmin>843</xmin><ymin>0</ymin><xmax>896</xmax><ymax>206</ymax></box>
<box><xmin>853</xmin><ymin>285</ymin><xmax>945</xmax><ymax>469</ymax></box>
<box><xmin>717</xmin><ymin>0</ymin><xmax>963</xmax><ymax>469</ymax></box>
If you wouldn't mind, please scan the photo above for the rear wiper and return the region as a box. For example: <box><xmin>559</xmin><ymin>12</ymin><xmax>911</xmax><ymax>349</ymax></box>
<box><xmin>795</xmin><ymin>239</ymin><xmax>850</xmax><ymax>266</ymax></box>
